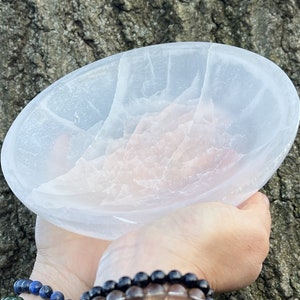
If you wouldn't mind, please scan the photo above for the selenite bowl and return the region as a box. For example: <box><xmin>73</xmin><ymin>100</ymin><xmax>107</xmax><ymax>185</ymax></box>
<box><xmin>1</xmin><ymin>42</ymin><xmax>299</xmax><ymax>239</ymax></box>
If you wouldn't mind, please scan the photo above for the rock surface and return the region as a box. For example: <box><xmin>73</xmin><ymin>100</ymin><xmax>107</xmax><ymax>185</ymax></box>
<box><xmin>0</xmin><ymin>0</ymin><xmax>299</xmax><ymax>299</ymax></box>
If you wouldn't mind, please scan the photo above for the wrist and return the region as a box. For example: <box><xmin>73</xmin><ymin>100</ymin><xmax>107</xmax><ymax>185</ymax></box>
<box><xmin>28</xmin><ymin>259</ymin><xmax>90</xmax><ymax>299</ymax></box>
<box><xmin>95</xmin><ymin>226</ymin><xmax>208</xmax><ymax>287</ymax></box>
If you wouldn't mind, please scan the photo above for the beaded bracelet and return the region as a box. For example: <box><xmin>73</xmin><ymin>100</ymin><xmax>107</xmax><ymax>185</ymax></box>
<box><xmin>3</xmin><ymin>270</ymin><xmax>214</xmax><ymax>300</ymax></box>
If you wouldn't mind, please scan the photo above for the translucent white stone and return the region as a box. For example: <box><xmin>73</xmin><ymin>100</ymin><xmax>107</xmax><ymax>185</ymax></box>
<box><xmin>125</xmin><ymin>286</ymin><xmax>144</xmax><ymax>298</ymax></box>
<box><xmin>92</xmin><ymin>297</ymin><xmax>105</xmax><ymax>300</ymax></box>
<box><xmin>106</xmin><ymin>290</ymin><xmax>125</xmax><ymax>300</ymax></box>
<box><xmin>188</xmin><ymin>288</ymin><xmax>206</xmax><ymax>300</ymax></box>
<box><xmin>143</xmin><ymin>283</ymin><xmax>166</xmax><ymax>296</ymax></box>
<box><xmin>1</xmin><ymin>42</ymin><xmax>299</xmax><ymax>239</ymax></box>
<box><xmin>167</xmin><ymin>284</ymin><xmax>187</xmax><ymax>296</ymax></box>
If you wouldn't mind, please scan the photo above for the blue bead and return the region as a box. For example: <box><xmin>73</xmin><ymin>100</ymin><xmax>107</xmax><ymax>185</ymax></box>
<box><xmin>29</xmin><ymin>281</ymin><xmax>43</xmax><ymax>295</ymax></box>
<box><xmin>14</xmin><ymin>279</ymin><xmax>25</xmax><ymax>294</ymax></box>
<box><xmin>21</xmin><ymin>280</ymin><xmax>33</xmax><ymax>293</ymax></box>
<box><xmin>14</xmin><ymin>279</ymin><xmax>32</xmax><ymax>294</ymax></box>
<box><xmin>50</xmin><ymin>291</ymin><xmax>64</xmax><ymax>300</ymax></box>
<box><xmin>39</xmin><ymin>285</ymin><xmax>53</xmax><ymax>299</ymax></box>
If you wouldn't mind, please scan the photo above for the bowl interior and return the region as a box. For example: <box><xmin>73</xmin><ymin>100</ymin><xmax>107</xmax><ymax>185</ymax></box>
<box><xmin>1</xmin><ymin>42</ymin><xmax>299</xmax><ymax>239</ymax></box>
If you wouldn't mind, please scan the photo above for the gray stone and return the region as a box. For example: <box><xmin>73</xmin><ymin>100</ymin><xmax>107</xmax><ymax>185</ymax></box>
<box><xmin>0</xmin><ymin>0</ymin><xmax>299</xmax><ymax>299</ymax></box>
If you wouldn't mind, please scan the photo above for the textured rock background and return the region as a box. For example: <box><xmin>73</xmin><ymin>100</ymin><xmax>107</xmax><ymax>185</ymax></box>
<box><xmin>0</xmin><ymin>0</ymin><xmax>300</xmax><ymax>299</ymax></box>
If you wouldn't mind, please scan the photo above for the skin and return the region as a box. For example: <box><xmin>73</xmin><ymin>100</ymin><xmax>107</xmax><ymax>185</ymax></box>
<box><xmin>23</xmin><ymin>192</ymin><xmax>271</xmax><ymax>299</ymax></box>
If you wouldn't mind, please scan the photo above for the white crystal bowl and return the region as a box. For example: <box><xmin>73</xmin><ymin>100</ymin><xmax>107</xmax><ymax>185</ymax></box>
<box><xmin>1</xmin><ymin>42</ymin><xmax>299</xmax><ymax>239</ymax></box>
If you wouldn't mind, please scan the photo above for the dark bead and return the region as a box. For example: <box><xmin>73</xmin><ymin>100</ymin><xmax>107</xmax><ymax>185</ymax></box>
<box><xmin>29</xmin><ymin>281</ymin><xmax>43</xmax><ymax>295</ymax></box>
<box><xmin>167</xmin><ymin>270</ymin><xmax>182</xmax><ymax>284</ymax></box>
<box><xmin>182</xmin><ymin>273</ymin><xmax>198</xmax><ymax>288</ymax></box>
<box><xmin>39</xmin><ymin>285</ymin><xmax>53</xmax><ymax>299</ymax></box>
<box><xmin>150</xmin><ymin>270</ymin><xmax>166</xmax><ymax>284</ymax></box>
<box><xmin>207</xmin><ymin>289</ymin><xmax>214</xmax><ymax>297</ymax></box>
<box><xmin>196</xmin><ymin>279</ymin><xmax>210</xmax><ymax>296</ymax></box>
<box><xmin>132</xmin><ymin>272</ymin><xmax>150</xmax><ymax>288</ymax></box>
<box><xmin>80</xmin><ymin>291</ymin><xmax>91</xmax><ymax>300</ymax></box>
<box><xmin>102</xmin><ymin>280</ymin><xmax>117</xmax><ymax>295</ymax></box>
<box><xmin>50</xmin><ymin>291</ymin><xmax>64</xmax><ymax>300</ymax></box>
<box><xmin>21</xmin><ymin>280</ymin><xmax>33</xmax><ymax>293</ymax></box>
<box><xmin>89</xmin><ymin>286</ymin><xmax>104</xmax><ymax>299</ymax></box>
<box><xmin>117</xmin><ymin>276</ymin><xmax>132</xmax><ymax>291</ymax></box>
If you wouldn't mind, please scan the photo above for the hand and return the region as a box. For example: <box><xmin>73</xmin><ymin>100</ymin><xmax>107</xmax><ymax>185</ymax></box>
<box><xmin>95</xmin><ymin>192</ymin><xmax>271</xmax><ymax>292</ymax></box>
<box><xmin>28</xmin><ymin>219</ymin><xmax>110</xmax><ymax>299</ymax></box>
<box><xmin>24</xmin><ymin>192</ymin><xmax>271</xmax><ymax>299</ymax></box>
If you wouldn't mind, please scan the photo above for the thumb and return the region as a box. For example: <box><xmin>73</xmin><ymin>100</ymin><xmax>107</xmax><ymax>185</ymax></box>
<box><xmin>238</xmin><ymin>192</ymin><xmax>270</xmax><ymax>210</ymax></box>
<box><xmin>239</xmin><ymin>192</ymin><xmax>271</xmax><ymax>235</ymax></box>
